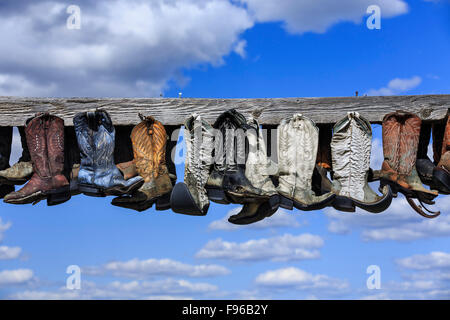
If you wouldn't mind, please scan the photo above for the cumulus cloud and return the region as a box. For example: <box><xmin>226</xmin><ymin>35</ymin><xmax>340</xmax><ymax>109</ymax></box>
<box><xmin>362</xmin><ymin>251</ymin><xmax>450</xmax><ymax>299</ymax></box>
<box><xmin>9</xmin><ymin>278</ymin><xmax>216</xmax><ymax>300</ymax></box>
<box><xmin>240</xmin><ymin>0</ymin><xmax>408</xmax><ymax>34</ymax></box>
<box><xmin>83</xmin><ymin>258</ymin><xmax>230</xmax><ymax>278</ymax></box>
<box><xmin>208</xmin><ymin>207</ymin><xmax>301</xmax><ymax>231</ymax></box>
<box><xmin>196</xmin><ymin>233</ymin><xmax>323</xmax><ymax>262</ymax></box>
<box><xmin>367</xmin><ymin>76</ymin><xmax>422</xmax><ymax>96</ymax></box>
<box><xmin>0</xmin><ymin>246</ymin><xmax>22</xmax><ymax>260</ymax></box>
<box><xmin>396</xmin><ymin>251</ymin><xmax>450</xmax><ymax>271</ymax></box>
<box><xmin>0</xmin><ymin>0</ymin><xmax>253</xmax><ymax>97</ymax></box>
<box><xmin>0</xmin><ymin>269</ymin><xmax>34</xmax><ymax>286</ymax></box>
<box><xmin>326</xmin><ymin>195</ymin><xmax>450</xmax><ymax>242</ymax></box>
<box><xmin>255</xmin><ymin>267</ymin><xmax>349</xmax><ymax>295</ymax></box>
<box><xmin>0</xmin><ymin>217</ymin><xmax>12</xmax><ymax>242</ymax></box>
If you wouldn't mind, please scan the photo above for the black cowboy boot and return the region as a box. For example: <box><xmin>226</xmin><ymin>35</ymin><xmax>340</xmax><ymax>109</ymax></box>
<box><xmin>206</xmin><ymin>109</ymin><xmax>268</xmax><ymax>205</ymax></box>
<box><xmin>228</xmin><ymin>117</ymin><xmax>280</xmax><ymax>225</ymax></box>
<box><xmin>0</xmin><ymin>127</ymin><xmax>14</xmax><ymax>198</ymax></box>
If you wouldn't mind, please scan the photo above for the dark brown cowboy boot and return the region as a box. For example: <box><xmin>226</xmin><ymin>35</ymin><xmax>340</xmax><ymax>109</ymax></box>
<box><xmin>112</xmin><ymin>115</ymin><xmax>173</xmax><ymax>212</ymax></box>
<box><xmin>4</xmin><ymin>114</ymin><xmax>70</xmax><ymax>206</ymax></box>
<box><xmin>427</xmin><ymin>115</ymin><xmax>450</xmax><ymax>192</ymax></box>
<box><xmin>377</xmin><ymin>111</ymin><xmax>439</xmax><ymax>218</ymax></box>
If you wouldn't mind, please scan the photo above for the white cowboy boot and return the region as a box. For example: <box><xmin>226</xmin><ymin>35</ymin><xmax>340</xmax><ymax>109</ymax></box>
<box><xmin>277</xmin><ymin>114</ymin><xmax>335</xmax><ymax>211</ymax></box>
<box><xmin>331</xmin><ymin>112</ymin><xmax>392</xmax><ymax>213</ymax></box>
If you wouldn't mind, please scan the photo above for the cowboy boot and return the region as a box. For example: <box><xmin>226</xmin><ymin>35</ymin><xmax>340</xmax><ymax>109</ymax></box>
<box><xmin>170</xmin><ymin>114</ymin><xmax>214</xmax><ymax>215</ymax></box>
<box><xmin>277</xmin><ymin>114</ymin><xmax>335</xmax><ymax>211</ymax></box>
<box><xmin>432</xmin><ymin>115</ymin><xmax>450</xmax><ymax>192</ymax></box>
<box><xmin>0</xmin><ymin>127</ymin><xmax>14</xmax><ymax>198</ymax></box>
<box><xmin>377</xmin><ymin>111</ymin><xmax>439</xmax><ymax>218</ymax></box>
<box><xmin>228</xmin><ymin>117</ymin><xmax>280</xmax><ymax>225</ymax></box>
<box><xmin>330</xmin><ymin>112</ymin><xmax>392</xmax><ymax>213</ymax></box>
<box><xmin>112</xmin><ymin>115</ymin><xmax>173</xmax><ymax>212</ymax></box>
<box><xmin>206</xmin><ymin>109</ymin><xmax>268</xmax><ymax>204</ymax></box>
<box><xmin>4</xmin><ymin>114</ymin><xmax>70</xmax><ymax>205</ymax></box>
<box><xmin>0</xmin><ymin>126</ymin><xmax>33</xmax><ymax>185</ymax></box>
<box><xmin>74</xmin><ymin>111</ymin><xmax>143</xmax><ymax>197</ymax></box>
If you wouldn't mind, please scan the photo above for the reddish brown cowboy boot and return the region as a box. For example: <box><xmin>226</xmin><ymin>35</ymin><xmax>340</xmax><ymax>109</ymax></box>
<box><xmin>378</xmin><ymin>111</ymin><xmax>439</xmax><ymax>218</ymax></box>
<box><xmin>4</xmin><ymin>114</ymin><xmax>70</xmax><ymax>206</ymax></box>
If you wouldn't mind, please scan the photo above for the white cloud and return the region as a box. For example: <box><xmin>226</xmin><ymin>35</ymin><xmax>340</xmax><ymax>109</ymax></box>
<box><xmin>208</xmin><ymin>207</ymin><xmax>301</xmax><ymax>231</ymax></box>
<box><xmin>255</xmin><ymin>267</ymin><xmax>349</xmax><ymax>292</ymax></box>
<box><xmin>196</xmin><ymin>233</ymin><xmax>323</xmax><ymax>262</ymax></box>
<box><xmin>9</xmin><ymin>278</ymin><xmax>216</xmax><ymax>300</ymax></box>
<box><xmin>0</xmin><ymin>0</ymin><xmax>253</xmax><ymax>97</ymax></box>
<box><xmin>0</xmin><ymin>246</ymin><xmax>22</xmax><ymax>260</ymax></box>
<box><xmin>396</xmin><ymin>252</ymin><xmax>450</xmax><ymax>271</ymax></box>
<box><xmin>83</xmin><ymin>258</ymin><xmax>230</xmax><ymax>278</ymax></box>
<box><xmin>326</xmin><ymin>195</ymin><xmax>450</xmax><ymax>242</ymax></box>
<box><xmin>367</xmin><ymin>76</ymin><xmax>422</xmax><ymax>96</ymax></box>
<box><xmin>241</xmin><ymin>0</ymin><xmax>408</xmax><ymax>34</ymax></box>
<box><xmin>0</xmin><ymin>217</ymin><xmax>12</xmax><ymax>242</ymax></box>
<box><xmin>0</xmin><ymin>269</ymin><xmax>34</xmax><ymax>286</ymax></box>
<box><xmin>361</xmin><ymin>251</ymin><xmax>450</xmax><ymax>299</ymax></box>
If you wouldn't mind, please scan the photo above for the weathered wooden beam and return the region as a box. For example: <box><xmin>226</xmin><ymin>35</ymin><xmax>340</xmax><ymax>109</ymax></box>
<box><xmin>0</xmin><ymin>95</ymin><xmax>448</xmax><ymax>126</ymax></box>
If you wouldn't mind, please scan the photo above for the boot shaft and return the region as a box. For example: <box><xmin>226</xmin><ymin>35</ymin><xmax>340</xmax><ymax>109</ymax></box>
<box><xmin>331</xmin><ymin>112</ymin><xmax>373</xmax><ymax>201</ymax></box>
<box><xmin>45</xmin><ymin>115</ymin><xmax>65</xmax><ymax>176</ymax></box>
<box><xmin>25</xmin><ymin>114</ymin><xmax>51</xmax><ymax>179</ymax></box>
<box><xmin>382</xmin><ymin>111</ymin><xmax>421</xmax><ymax>175</ymax></box>
<box><xmin>278</xmin><ymin>114</ymin><xmax>318</xmax><ymax>195</ymax></box>
<box><xmin>131</xmin><ymin>115</ymin><xmax>169</xmax><ymax>182</ymax></box>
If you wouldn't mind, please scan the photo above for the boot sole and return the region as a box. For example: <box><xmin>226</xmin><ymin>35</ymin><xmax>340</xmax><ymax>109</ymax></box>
<box><xmin>78</xmin><ymin>184</ymin><xmax>106</xmax><ymax>197</ymax></box>
<box><xmin>4</xmin><ymin>191</ymin><xmax>45</xmax><ymax>205</ymax></box>
<box><xmin>206</xmin><ymin>187</ymin><xmax>230</xmax><ymax>204</ymax></box>
<box><xmin>170</xmin><ymin>182</ymin><xmax>207</xmax><ymax>216</ymax></box>
<box><xmin>103</xmin><ymin>179</ymin><xmax>145</xmax><ymax>196</ymax></box>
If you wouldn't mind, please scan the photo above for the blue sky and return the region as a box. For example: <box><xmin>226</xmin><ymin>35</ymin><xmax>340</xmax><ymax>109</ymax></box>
<box><xmin>1</xmin><ymin>0</ymin><xmax>450</xmax><ymax>299</ymax></box>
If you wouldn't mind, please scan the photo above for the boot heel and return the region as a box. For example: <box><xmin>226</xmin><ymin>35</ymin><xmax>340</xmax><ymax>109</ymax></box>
<box><xmin>332</xmin><ymin>196</ymin><xmax>355</xmax><ymax>212</ymax></box>
<box><xmin>47</xmin><ymin>186</ymin><xmax>71</xmax><ymax>206</ymax></box>
<box><xmin>279</xmin><ymin>195</ymin><xmax>293</xmax><ymax>210</ymax></box>
<box><xmin>78</xmin><ymin>184</ymin><xmax>105</xmax><ymax>197</ymax></box>
<box><xmin>206</xmin><ymin>187</ymin><xmax>230</xmax><ymax>204</ymax></box>
<box><xmin>156</xmin><ymin>191</ymin><xmax>171</xmax><ymax>211</ymax></box>
<box><xmin>170</xmin><ymin>182</ymin><xmax>206</xmax><ymax>215</ymax></box>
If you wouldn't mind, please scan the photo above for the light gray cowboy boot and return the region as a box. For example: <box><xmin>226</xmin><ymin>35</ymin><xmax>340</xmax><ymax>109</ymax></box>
<box><xmin>229</xmin><ymin>117</ymin><xmax>280</xmax><ymax>225</ymax></box>
<box><xmin>277</xmin><ymin>114</ymin><xmax>335</xmax><ymax>211</ymax></box>
<box><xmin>331</xmin><ymin>112</ymin><xmax>392</xmax><ymax>213</ymax></box>
<box><xmin>170</xmin><ymin>114</ymin><xmax>214</xmax><ymax>215</ymax></box>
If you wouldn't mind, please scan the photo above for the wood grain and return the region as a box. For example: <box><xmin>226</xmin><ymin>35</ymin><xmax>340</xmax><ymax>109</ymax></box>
<box><xmin>0</xmin><ymin>95</ymin><xmax>448</xmax><ymax>126</ymax></box>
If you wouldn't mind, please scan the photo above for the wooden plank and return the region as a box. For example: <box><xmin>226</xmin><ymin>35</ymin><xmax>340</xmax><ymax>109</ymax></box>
<box><xmin>0</xmin><ymin>94</ymin><xmax>448</xmax><ymax>126</ymax></box>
